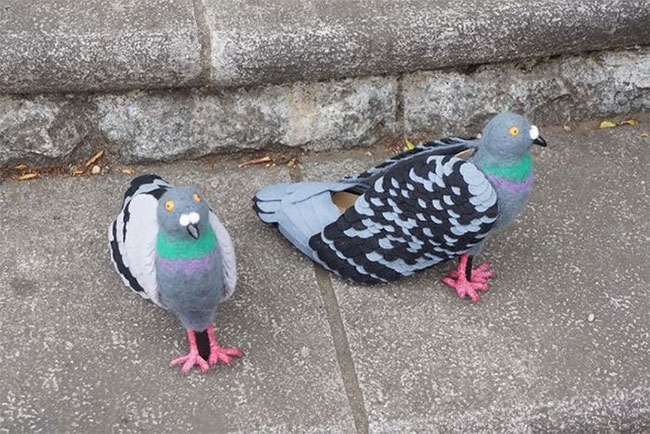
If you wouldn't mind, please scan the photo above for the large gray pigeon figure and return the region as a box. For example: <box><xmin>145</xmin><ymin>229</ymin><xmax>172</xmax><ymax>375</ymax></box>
<box><xmin>253</xmin><ymin>112</ymin><xmax>547</xmax><ymax>302</ymax></box>
<box><xmin>109</xmin><ymin>175</ymin><xmax>242</xmax><ymax>373</ymax></box>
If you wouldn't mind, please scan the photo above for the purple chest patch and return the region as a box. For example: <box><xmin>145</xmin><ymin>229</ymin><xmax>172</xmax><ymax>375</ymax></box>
<box><xmin>158</xmin><ymin>250</ymin><xmax>219</xmax><ymax>275</ymax></box>
<box><xmin>487</xmin><ymin>174</ymin><xmax>533</xmax><ymax>194</ymax></box>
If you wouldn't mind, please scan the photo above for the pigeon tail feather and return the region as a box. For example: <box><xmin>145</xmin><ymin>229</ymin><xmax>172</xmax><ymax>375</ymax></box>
<box><xmin>253</xmin><ymin>181</ymin><xmax>361</xmax><ymax>264</ymax></box>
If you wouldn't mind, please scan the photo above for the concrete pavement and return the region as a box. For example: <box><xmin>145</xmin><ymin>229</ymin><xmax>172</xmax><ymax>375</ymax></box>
<box><xmin>0</xmin><ymin>121</ymin><xmax>649</xmax><ymax>432</ymax></box>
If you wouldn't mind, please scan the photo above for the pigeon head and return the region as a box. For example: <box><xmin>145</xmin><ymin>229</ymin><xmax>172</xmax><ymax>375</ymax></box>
<box><xmin>157</xmin><ymin>187</ymin><xmax>210</xmax><ymax>240</ymax></box>
<box><xmin>480</xmin><ymin>112</ymin><xmax>547</xmax><ymax>159</ymax></box>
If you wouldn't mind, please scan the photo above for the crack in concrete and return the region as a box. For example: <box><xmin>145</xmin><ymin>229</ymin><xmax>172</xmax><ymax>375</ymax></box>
<box><xmin>190</xmin><ymin>0</ymin><xmax>213</xmax><ymax>85</ymax></box>
<box><xmin>289</xmin><ymin>165</ymin><xmax>369</xmax><ymax>434</ymax></box>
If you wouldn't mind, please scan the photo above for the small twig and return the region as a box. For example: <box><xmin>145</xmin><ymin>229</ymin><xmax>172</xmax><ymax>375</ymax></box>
<box><xmin>238</xmin><ymin>156</ymin><xmax>272</xmax><ymax>168</ymax></box>
<box><xmin>85</xmin><ymin>150</ymin><xmax>104</xmax><ymax>168</ymax></box>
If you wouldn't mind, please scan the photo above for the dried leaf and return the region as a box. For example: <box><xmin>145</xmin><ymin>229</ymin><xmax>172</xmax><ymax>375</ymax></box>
<box><xmin>14</xmin><ymin>164</ymin><xmax>28</xmax><ymax>171</ymax></box>
<box><xmin>85</xmin><ymin>149</ymin><xmax>104</xmax><ymax>167</ymax></box>
<box><xmin>17</xmin><ymin>173</ymin><xmax>38</xmax><ymax>181</ymax></box>
<box><xmin>238</xmin><ymin>156</ymin><xmax>272</xmax><ymax>168</ymax></box>
<box><xmin>619</xmin><ymin>119</ymin><xmax>638</xmax><ymax>126</ymax></box>
<box><xmin>598</xmin><ymin>120</ymin><xmax>616</xmax><ymax>129</ymax></box>
<box><xmin>121</xmin><ymin>167</ymin><xmax>136</xmax><ymax>175</ymax></box>
<box><xmin>641</xmin><ymin>132</ymin><xmax>650</xmax><ymax>138</ymax></box>
<box><xmin>286</xmin><ymin>158</ymin><xmax>296</xmax><ymax>168</ymax></box>
<box><xmin>71</xmin><ymin>169</ymin><xmax>84</xmax><ymax>176</ymax></box>
<box><xmin>404</xmin><ymin>138</ymin><xmax>416</xmax><ymax>150</ymax></box>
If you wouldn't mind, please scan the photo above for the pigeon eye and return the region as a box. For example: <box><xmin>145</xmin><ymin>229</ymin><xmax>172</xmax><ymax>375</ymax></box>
<box><xmin>193</xmin><ymin>193</ymin><xmax>201</xmax><ymax>203</ymax></box>
<box><xmin>509</xmin><ymin>126</ymin><xmax>520</xmax><ymax>137</ymax></box>
<box><xmin>165</xmin><ymin>200</ymin><xmax>175</xmax><ymax>212</ymax></box>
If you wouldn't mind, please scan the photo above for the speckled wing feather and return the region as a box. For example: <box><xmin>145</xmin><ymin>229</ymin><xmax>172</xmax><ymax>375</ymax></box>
<box><xmin>109</xmin><ymin>174</ymin><xmax>171</xmax><ymax>306</ymax></box>
<box><xmin>208</xmin><ymin>211</ymin><xmax>237</xmax><ymax>301</ymax></box>
<box><xmin>342</xmin><ymin>137</ymin><xmax>474</xmax><ymax>184</ymax></box>
<box><xmin>308</xmin><ymin>153</ymin><xmax>498</xmax><ymax>284</ymax></box>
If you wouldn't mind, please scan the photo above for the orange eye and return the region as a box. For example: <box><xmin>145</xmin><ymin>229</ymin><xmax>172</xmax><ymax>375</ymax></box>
<box><xmin>193</xmin><ymin>193</ymin><xmax>201</xmax><ymax>203</ymax></box>
<box><xmin>509</xmin><ymin>126</ymin><xmax>520</xmax><ymax>137</ymax></box>
<box><xmin>165</xmin><ymin>200</ymin><xmax>175</xmax><ymax>212</ymax></box>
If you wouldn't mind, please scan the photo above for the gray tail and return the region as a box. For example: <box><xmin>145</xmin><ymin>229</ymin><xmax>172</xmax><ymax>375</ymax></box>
<box><xmin>253</xmin><ymin>181</ymin><xmax>357</xmax><ymax>264</ymax></box>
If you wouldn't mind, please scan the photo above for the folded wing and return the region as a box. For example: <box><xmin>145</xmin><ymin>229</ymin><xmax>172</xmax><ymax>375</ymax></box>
<box><xmin>108</xmin><ymin>174</ymin><xmax>170</xmax><ymax>306</ymax></box>
<box><xmin>309</xmin><ymin>153</ymin><xmax>498</xmax><ymax>283</ymax></box>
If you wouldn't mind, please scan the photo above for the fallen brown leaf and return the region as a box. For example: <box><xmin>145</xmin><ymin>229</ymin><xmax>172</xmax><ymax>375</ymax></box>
<box><xmin>14</xmin><ymin>164</ymin><xmax>28</xmax><ymax>171</ymax></box>
<box><xmin>641</xmin><ymin>132</ymin><xmax>650</xmax><ymax>138</ymax></box>
<box><xmin>238</xmin><ymin>156</ymin><xmax>272</xmax><ymax>168</ymax></box>
<box><xmin>619</xmin><ymin>119</ymin><xmax>638</xmax><ymax>126</ymax></box>
<box><xmin>71</xmin><ymin>169</ymin><xmax>84</xmax><ymax>176</ymax></box>
<box><xmin>286</xmin><ymin>158</ymin><xmax>296</xmax><ymax>168</ymax></box>
<box><xmin>85</xmin><ymin>149</ymin><xmax>104</xmax><ymax>167</ymax></box>
<box><xmin>121</xmin><ymin>167</ymin><xmax>136</xmax><ymax>175</ymax></box>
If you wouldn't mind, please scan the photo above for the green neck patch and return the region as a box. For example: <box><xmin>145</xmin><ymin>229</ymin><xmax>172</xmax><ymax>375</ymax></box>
<box><xmin>482</xmin><ymin>153</ymin><xmax>532</xmax><ymax>182</ymax></box>
<box><xmin>156</xmin><ymin>226</ymin><xmax>217</xmax><ymax>260</ymax></box>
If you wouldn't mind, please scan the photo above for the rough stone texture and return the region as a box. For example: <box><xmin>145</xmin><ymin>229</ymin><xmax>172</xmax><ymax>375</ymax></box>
<box><xmin>1</xmin><ymin>48</ymin><xmax>648</xmax><ymax>166</ymax></box>
<box><xmin>0</xmin><ymin>76</ymin><xmax>397</xmax><ymax>165</ymax></box>
<box><xmin>96</xmin><ymin>77</ymin><xmax>397</xmax><ymax>162</ymax></box>
<box><xmin>403</xmin><ymin>47</ymin><xmax>650</xmax><ymax>137</ymax></box>
<box><xmin>205</xmin><ymin>0</ymin><xmax>650</xmax><ymax>87</ymax></box>
<box><xmin>300</xmin><ymin>124</ymin><xmax>650</xmax><ymax>431</ymax></box>
<box><xmin>0</xmin><ymin>0</ymin><xmax>203</xmax><ymax>94</ymax></box>
<box><xmin>0</xmin><ymin>162</ymin><xmax>356</xmax><ymax>432</ymax></box>
<box><xmin>0</xmin><ymin>94</ymin><xmax>96</xmax><ymax>164</ymax></box>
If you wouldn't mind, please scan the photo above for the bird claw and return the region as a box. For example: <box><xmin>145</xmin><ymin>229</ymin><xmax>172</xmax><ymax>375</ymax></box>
<box><xmin>441</xmin><ymin>277</ymin><xmax>488</xmax><ymax>303</ymax></box>
<box><xmin>442</xmin><ymin>260</ymin><xmax>492</xmax><ymax>303</ymax></box>
<box><xmin>170</xmin><ymin>350</ymin><xmax>210</xmax><ymax>373</ymax></box>
<box><xmin>444</xmin><ymin>261</ymin><xmax>494</xmax><ymax>284</ymax></box>
<box><xmin>208</xmin><ymin>345</ymin><xmax>243</xmax><ymax>366</ymax></box>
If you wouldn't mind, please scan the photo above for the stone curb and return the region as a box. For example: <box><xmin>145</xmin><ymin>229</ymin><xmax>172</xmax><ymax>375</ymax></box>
<box><xmin>0</xmin><ymin>48</ymin><xmax>648</xmax><ymax>165</ymax></box>
<box><xmin>1</xmin><ymin>0</ymin><xmax>649</xmax><ymax>94</ymax></box>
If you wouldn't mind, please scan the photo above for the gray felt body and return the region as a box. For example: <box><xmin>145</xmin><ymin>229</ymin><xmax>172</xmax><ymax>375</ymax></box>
<box><xmin>156</xmin><ymin>248</ymin><xmax>225</xmax><ymax>331</ymax></box>
<box><xmin>109</xmin><ymin>175</ymin><xmax>237</xmax><ymax>332</ymax></box>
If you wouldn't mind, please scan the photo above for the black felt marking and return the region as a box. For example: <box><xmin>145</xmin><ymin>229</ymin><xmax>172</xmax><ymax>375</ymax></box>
<box><xmin>122</xmin><ymin>174</ymin><xmax>164</xmax><ymax>205</ymax></box>
<box><xmin>465</xmin><ymin>255</ymin><xmax>473</xmax><ymax>281</ymax></box>
<box><xmin>122</xmin><ymin>187</ymin><xmax>168</xmax><ymax>242</ymax></box>
<box><xmin>110</xmin><ymin>221</ymin><xmax>145</xmax><ymax>293</ymax></box>
<box><xmin>342</xmin><ymin>138</ymin><xmax>475</xmax><ymax>183</ymax></box>
<box><xmin>196</xmin><ymin>329</ymin><xmax>210</xmax><ymax>360</ymax></box>
<box><xmin>310</xmin><ymin>152</ymin><xmax>498</xmax><ymax>284</ymax></box>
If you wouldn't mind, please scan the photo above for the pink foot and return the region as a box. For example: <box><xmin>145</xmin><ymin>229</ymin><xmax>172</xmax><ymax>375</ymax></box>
<box><xmin>441</xmin><ymin>255</ymin><xmax>492</xmax><ymax>303</ymax></box>
<box><xmin>209</xmin><ymin>345</ymin><xmax>243</xmax><ymax>366</ymax></box>
<box><xmin>170</xmin><ymin>350</ymin><xmax>210</xmax><ymax>373</ymax></box>
<box><xmin>445</xmin><ymin>261</ymin><xmax>494</xmax><ymax>284</ymax></box>
<box><xmin>207</xmin><ymin>324</ymin><xmax>243</xmax><ymax>367</ymax></box>
<box><xmin>170</xmin><ymin>329</ymin><xmax>210</xmax><ymax>373</ymax></box>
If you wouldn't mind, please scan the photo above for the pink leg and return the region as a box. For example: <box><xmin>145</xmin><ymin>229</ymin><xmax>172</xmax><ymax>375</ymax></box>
<box><xmin>441</xmin><ymin>254</ymin><xmax>493</xmax><ymax>303</ymax></box>
<box><xmin>207</xmin><ymin>324</ymin><xmax>243</xmax><ymax>366</ymax></box>
<box><xmin>170</xmin><ymin>329</ymin><xmax>210</xmax><ymax>373</ymax></box>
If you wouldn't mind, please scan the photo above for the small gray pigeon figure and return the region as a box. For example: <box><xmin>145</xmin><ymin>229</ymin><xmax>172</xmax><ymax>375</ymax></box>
<box><xmin>253</xmin><ymin>112</ymin><xmax>547</xmax><ymax>302</ymax></box>
<box><xmin>109</xmin><ymin>175</ymin><xmax>242</xmax><ymax>373</ymax></box>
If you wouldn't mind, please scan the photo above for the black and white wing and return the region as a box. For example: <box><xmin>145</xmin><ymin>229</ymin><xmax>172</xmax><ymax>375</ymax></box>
<box><xmin>309</xmin><ymin>153</ymin><xmax>498</xmax><ymax>284</ymax></box>
<box><xmin>209</xmin><ymin>211</ymin><xmax>237</xmax><ymax>301</ymax></box>
<box><xmin>108</xmin><ymin>174</ymin><xmax>171</xmax><ymax>306</ymax></box>
<box><xmin>342</xmin><ymin>137</ymin><xmax>475</xmax><ymax>184</ymax></box>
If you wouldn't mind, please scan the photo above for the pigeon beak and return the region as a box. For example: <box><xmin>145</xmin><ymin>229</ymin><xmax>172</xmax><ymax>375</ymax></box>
<box><xmin>530</xmin><ymin>125</ymin><xmax>547</xmax><ymax>147</ymax></box>
<box><xmin>187</xmin><ymin>223</ymin><xmax>200</xmax><ymax>239</ymax></box>
<box><xmin>533</xmin><ymin>136</ymin><xmax>548</xmax><ymax>147</ymax></box>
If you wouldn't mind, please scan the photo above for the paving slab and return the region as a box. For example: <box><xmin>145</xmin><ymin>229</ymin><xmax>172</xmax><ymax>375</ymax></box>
<box><xmin>0</xmin><ymin>0</ymin><xmax>203</xmax><ymax>93</ymax></box>
<box><xmin>301</xmin><ymin>123</ymin><xmax>650</xmax><ymax>431</ymax></box>
<box><xmin>205</xmin><ymin>0</ymin><xmax>650</xmax><ymax>87</ymax></box>
<box><xmin>0</xmin><ymin>161</ymin><xmax>355</xmax><ymax>432</ymax></box>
